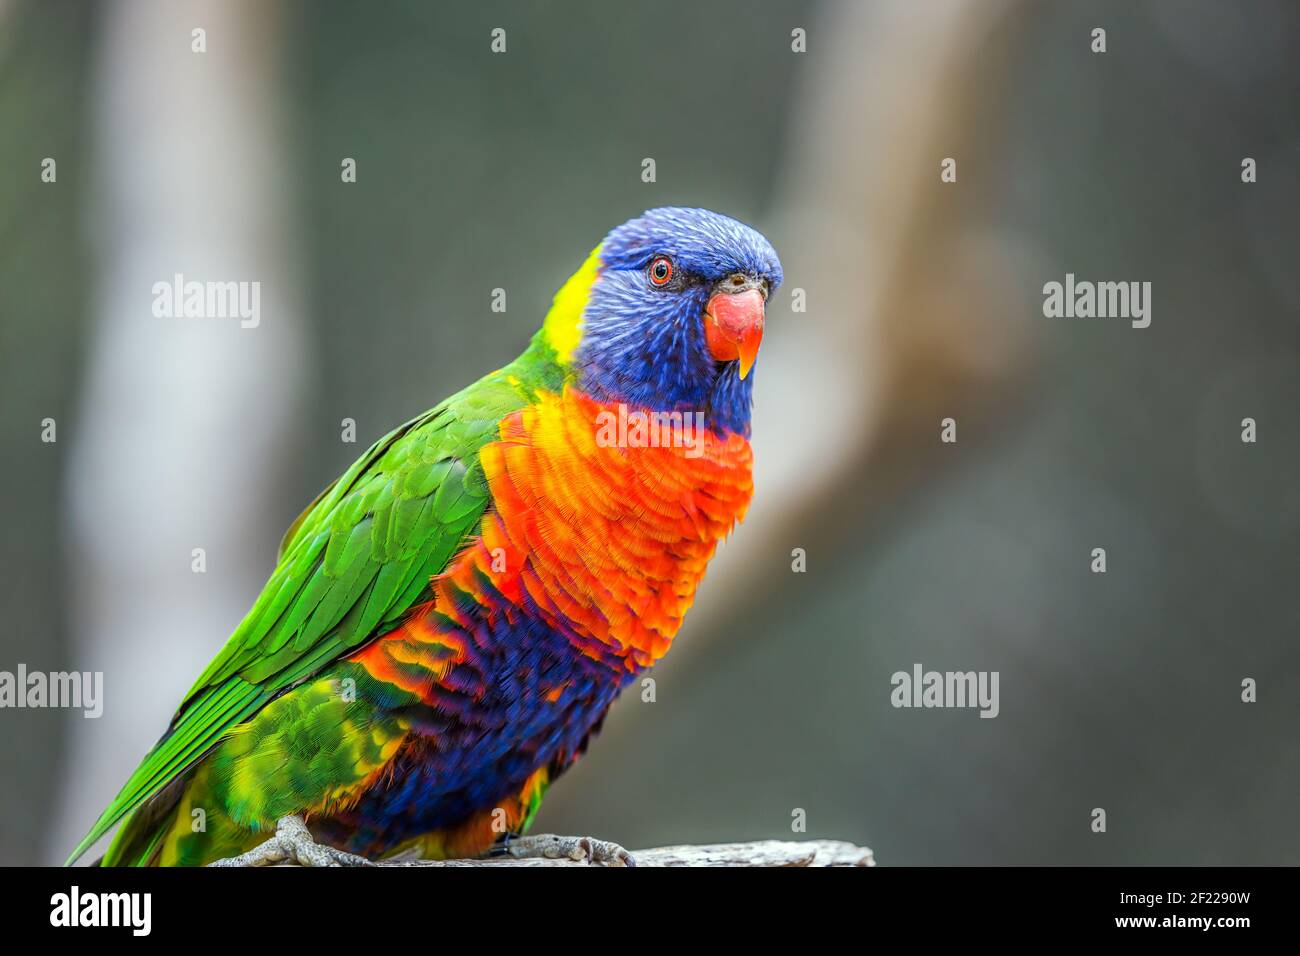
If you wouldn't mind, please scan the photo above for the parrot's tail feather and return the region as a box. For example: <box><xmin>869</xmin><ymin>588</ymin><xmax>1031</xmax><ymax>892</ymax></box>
<box><xmin>95</xmin><ymin>776</ymin><xmax>186</xmax><ymax>867</ymax></box>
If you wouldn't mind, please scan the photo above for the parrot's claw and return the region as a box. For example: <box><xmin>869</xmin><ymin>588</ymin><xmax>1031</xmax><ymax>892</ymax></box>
<box><xmin>207</xmin><ymin>815</ymin><xmax>374</xmax><ymax>868</ymax></box>
<box><xmin>499</xmin><ymin>833</ymin><xmax>636</xmax><ymax>867</ymax></box>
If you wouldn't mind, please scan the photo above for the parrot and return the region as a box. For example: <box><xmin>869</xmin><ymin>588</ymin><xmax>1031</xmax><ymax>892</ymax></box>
<box><xmin>67</xmin><ymin>206</ymin><xmax>782</xmax><ymax>867</ymax></box>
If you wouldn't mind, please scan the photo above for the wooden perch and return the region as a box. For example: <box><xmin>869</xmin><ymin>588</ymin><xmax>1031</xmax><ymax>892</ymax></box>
<box><xmin>376</xmin><ymin>839</ymin><xmax>874</xmax><ymax>867</ymax></box>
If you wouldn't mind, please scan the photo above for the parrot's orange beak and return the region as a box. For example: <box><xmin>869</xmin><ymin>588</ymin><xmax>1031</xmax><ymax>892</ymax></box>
<box><xmin>704</xmin><ymin>287</ymin><xmax>765</xmax><ymax>380</ymax></box>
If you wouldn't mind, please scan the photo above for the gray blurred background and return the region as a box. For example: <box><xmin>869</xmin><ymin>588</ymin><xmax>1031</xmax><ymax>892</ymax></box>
<box><xmin>1</xmin><ymin>0</ymin><xmax>1297</xmax><ymax>866</ymax></box>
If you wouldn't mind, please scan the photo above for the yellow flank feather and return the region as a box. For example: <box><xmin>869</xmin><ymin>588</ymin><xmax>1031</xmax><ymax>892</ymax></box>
<box><xmin>541</xmin><ymin>243</ymin><xmax>602</xmax><ymax>362</ymax></box>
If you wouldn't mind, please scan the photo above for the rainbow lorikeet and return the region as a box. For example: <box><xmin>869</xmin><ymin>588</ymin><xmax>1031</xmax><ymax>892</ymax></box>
<box><xmin>68</xmin><ymin>207</ymin><xmax>782</xmax><ymax>867</ymax></box>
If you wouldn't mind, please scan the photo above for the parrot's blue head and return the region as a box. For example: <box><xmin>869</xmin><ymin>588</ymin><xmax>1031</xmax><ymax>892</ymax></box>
<box><xmin>541</xmin><ymin>207</ymin><xmax>783</xmax><ymax>437</ymax></box>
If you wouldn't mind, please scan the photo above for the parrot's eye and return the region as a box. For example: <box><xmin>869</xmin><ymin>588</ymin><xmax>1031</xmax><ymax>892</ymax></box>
<box><xmin>647</xmin><ymin>256</ymin><xmax>674</xmax><ymax>287</ymax></box>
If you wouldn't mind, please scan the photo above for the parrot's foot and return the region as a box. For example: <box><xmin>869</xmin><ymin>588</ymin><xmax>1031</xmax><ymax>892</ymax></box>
<box><xmin>207</xmin><ymin>815</ymin><xmax>374</xmax><ymax>868</ymax></box>
<box><xmin>499</xmin><ymin>833</ymin><xmax>636</xmax><ymax>867</ymax></box>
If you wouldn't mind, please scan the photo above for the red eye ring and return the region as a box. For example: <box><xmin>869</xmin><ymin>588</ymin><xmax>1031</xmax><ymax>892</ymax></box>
<box><xmin>648</xmin><ymin>255</ymin><xmax>674</xmax><ymax>286</ymax></box>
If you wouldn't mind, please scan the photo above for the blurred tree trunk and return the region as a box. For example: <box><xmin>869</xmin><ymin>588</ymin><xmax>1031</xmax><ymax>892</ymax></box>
<box><xmin>49</xmin><ymin>0</ymin><xmax>306</xmax><ymax>864</ymax></box>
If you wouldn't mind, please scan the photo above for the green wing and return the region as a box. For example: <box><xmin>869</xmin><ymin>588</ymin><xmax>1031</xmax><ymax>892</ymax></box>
<box><xmin>67</xmin><ymin>373</ymin><xmax>529</xmax><ymax>865</ymax></box>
